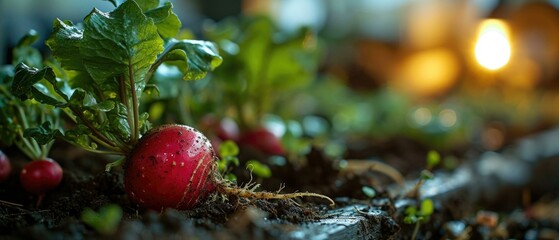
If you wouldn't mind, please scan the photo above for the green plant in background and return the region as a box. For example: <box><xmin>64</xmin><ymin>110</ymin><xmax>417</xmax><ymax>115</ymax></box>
<box><xmin>81</xmin><ymin>204</ymin><xmax>123</xmax><ymax>235</ymax></box>
<box><xmin>1</xmin><ymin>31</ymin><xmax>65</xmax><ymax>206</ymax></box>
<box><xmin>203</xmin><ymin>16</ymin><xmax>321</xmax><ymax>130</ymax></box>
<box><xmin>245</xmin><ymin>160</ymin><xmax>272</xmax><ymax>179</ymax></box>
<box><xmin>217</xmin><ymin>140</ymin><xmax>272</xmax><ymax>182</ymax></box>
<box><xmin>0</xmin><ymin>30</ymin><xmax>61</xmax><ymax>161</ymax></box>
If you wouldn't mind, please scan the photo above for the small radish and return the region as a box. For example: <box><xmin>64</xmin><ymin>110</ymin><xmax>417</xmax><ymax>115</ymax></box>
<box><xmin>20</xmin><ymin>159</ymin><xmax>63</xmax><ymax>194</ymax></box>
<box><xmin>0</xmin><ymin>150</ymin><xmax>11</xmax><ymax>183</ymax></box>
<box><xmin>240</xmin><ymin>128</ymin><xmax>285</xmax><ymax>155</ymax></box>
<box><xmin>124</xmin><ymin>124</ymin><xmax>333</xmax><ymax>211</ymax></box>
<box><xmin>20</xmin><ymin>158</ymin><xmax>63</xmax><ymax>206</ymax></box>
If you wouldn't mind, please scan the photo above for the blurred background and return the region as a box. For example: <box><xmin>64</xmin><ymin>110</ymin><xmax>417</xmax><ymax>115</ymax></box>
<box><xmin>3</xmin><ymin>0</ymin><xmax>559</xmax><ymax>152</ymax></box>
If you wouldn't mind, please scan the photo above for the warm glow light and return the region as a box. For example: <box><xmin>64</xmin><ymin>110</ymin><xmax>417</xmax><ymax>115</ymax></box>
<box><xmin>394</xmin><ymin>49</ymin><xmax>459</xmax><ymax>97</ymax></box>
<box><xmin>474</xmin><ymin>19</ymin><xmax>511</xmax><ymax>70</ymax></box>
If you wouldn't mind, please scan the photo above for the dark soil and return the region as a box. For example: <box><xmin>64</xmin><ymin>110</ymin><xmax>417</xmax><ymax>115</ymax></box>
<box><xmin>1</xmin><ymin>133</ymin><xmax>558</xmax><ymax>239</ymax></box>
<box><xmin>0</xmin><ymin>142</ymin><xmax>332</xmax><ymax>239</ymax></box>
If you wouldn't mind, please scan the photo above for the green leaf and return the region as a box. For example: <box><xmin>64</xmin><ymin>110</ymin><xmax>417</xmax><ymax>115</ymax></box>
<box><xmin>138</xmin><ymin>112</ymin><xmax>152</xmax><ymax>134</ymax></box>
<box><xmin>149</xmin><ymin>64</ymin><xmax>183</xmax><ymax>99</ymax></box>
<box><xmin>106</xmin><ymin>102</ymin><xmax>131</xmax><ymax>140</ymax></box>
<box><xmin>403</xmin><ymin>215</ymin><xmax>418</xmax><ymax>224</ymax></box>
<box><xmin>13</xmin><ymin>30</ymin><xmax>42</xmax><ymax>67</ymax></box>
<box><xmin>16</xmin><ymin>29</ymin><xmax>39</xmax><ymax>47</ymax></box>
<box><xmin>145</xmin><ymin>2</ymin><xmax>181</xmax><ymax>38</ymax></box>
<box><xmin>217</xmin><ymin>140</ymin><xmax>240</xmax><ymax>173</ymax></box>
<box><xmin>91</xmin><ymin>100</ymin><xmax>116</xmax><ymax>112</ymax></box>
<box><xmin>426</xmin><ymin>150</ymin><xmax>441</xmax><ymax>170</ymax></box>
<box><xmin>24</xmin><ymin>121</ymin><xmax>62</xmax><ymax>145</ymax></box>
<box><xmin>135</xmin><ymin>0</ymin><xmax>158</xmax><ymax>11</ymax></box>
<box><xmin>246</xmin><ymin>160</ymin><xmax>271</xmax><ymax>178</ymax></box>
<box><xmin>79</xmin><ymin>0</ymin><xmax>163</xmax><ymax>86</ymax></box>
<box><xmin>219</xmin><ymin>140</ymin><xmax>239</xmax><ymax>158</ymax></box>
<box><xmin>46</xmin><ymin>19</ymin><xmax>86</xmax><ymax>71</ymax></box>
<box><xmin>160</xmin><ymin>39</ymin><xmax>223</xmax><ymax>80</ymax></box>
<box><xmin>13</xmin><ymin>63</ymin><xmax>68</xmax><ymax>106</ymax></box>
<box><xmin>420</xmin><ymin>198</ymin><xmax>434</xmax><ymax>217</ymax></box>
<box><xmin>263</xmin><ymin>28</ymin><xmax>318</xmax><ymax>92</ymax></box>
<box><xmin>405</xmin><ymin>206</ymin><xmax>417</xmax><ymax>216</ymax></box>
<box><xmin>361</xmin><ymin>186</ymin><xmax>376</xmax><ymax>199</ymax></box>
<box><xmin>64</xmin><ymin>125</ymin><xmax>98</xmax><ymax>151</ymax></box>
<box><xmin>81</xmin><ymin>204</ymin><xmax>123</xmax><ymax>235</ymax></box>
<box><xmin>224</xmin><ymin>173</ymin><xmax>237</xmax><ymax>183</ymax></box>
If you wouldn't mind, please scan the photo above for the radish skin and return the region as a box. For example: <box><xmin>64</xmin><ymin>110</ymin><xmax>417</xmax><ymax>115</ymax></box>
<box><xmin>125</xmin><ymin>124</ymin><xmax>217</xmax><ymax>210</ymax></box>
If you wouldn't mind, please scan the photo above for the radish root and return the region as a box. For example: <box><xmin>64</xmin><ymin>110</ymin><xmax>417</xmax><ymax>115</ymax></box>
<box><xmin>219</xmin><ymin>185</ymin><xmax>335</xmax><ymax>207</ymax></box>
<box><xmin>213</xmin><ymin>170</ymin><xmax>335</xmax><ymax>207</ymax></box>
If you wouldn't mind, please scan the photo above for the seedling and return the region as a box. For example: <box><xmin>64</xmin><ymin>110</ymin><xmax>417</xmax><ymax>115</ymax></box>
<box><xmin>217</xmin><ymin>140</ymin><xmax>241</xmax><ymax>182</ymax></box>
<box><xmin>13</xmin><ymin>0</ymin><xmax>334</xmax><ymax>211</ymax></box>
<box><xmin>407</xmin><ymin>150</ymin><xmax>441</xmax><ymax>198</ymax></box>
<box><xmin>81</xmin><ymin>204</ymin><xmax>123</xmax><ymax>235</ymax></box>
<box><xmin>403</xmin><ymin>198</ymin><xmax>435</xmax><ymax>240</ymax></box>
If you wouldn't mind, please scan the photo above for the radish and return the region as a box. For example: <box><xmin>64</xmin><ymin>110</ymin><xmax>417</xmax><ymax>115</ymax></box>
<box><xmin>20</xmin><ymin>158</ymin><xmax>63</xmax><ymax>206</ymax></box>
<box><xmin>240</xmin><ymin>128</ymin><xmax>285</xmax><ymax>155</ymax></box>
<box><xmin>125</xmin><ymin>124</ymin><xmax>333</xmax><ymax>210</ymax></box>
<box><xmin>0</xmin><ymin>150</ymin><xmax>11</xmax><ymax>183</ymax></box>
<box><xmin>20</xmin><ymin>159</ymin><xmax>63</xmax><ymax>194</ymax></box>
<box><xmin>124</xmin><ymin>124</ymin><xmax>217</xmax><ymax>210</ymax></box>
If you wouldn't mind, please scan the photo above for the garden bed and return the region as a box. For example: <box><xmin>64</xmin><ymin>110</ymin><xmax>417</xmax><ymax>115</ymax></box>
<box><xmin>1</xmin><ymin>127</ymin><xmax>558</xmax><ymax>239</ymax></box>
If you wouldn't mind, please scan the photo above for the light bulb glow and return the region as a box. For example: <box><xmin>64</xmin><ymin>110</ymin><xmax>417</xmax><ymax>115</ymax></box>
<box><xmin>474</xmin><ymin>19</ymin><xmax>512</xmax><ymax>71</ymax></box>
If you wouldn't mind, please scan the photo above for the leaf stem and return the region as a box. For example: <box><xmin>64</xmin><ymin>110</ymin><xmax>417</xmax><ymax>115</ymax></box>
<box><xmin>66</xmin><ymin>140</ymin><xmax>123</xmax><ymax>156</ymax></box>
<box><xmin>119</xmin><ymin>76</ymin><xmax>134</xmax><ymax>143</ymax></box>
<box><xmin>105</xmin><ymin>158</ymin><xmax>125</xmax><ymax>172</ymax></box>
<box><xmin>89</xmin><ymin>135</ymin><xmax>126</xmax><ymax>153</ymax></box>
<box><xmin>69</xmin><ymin>106</ymin><xmax>122</xmax><ymax>151</ymax></box>
<box><xmin>16</xmin><ymin>106</ymin><xmax>42</xmax><ymax>159</ymax></box>
<box><xmin>127</xmin><ymin>62</ymin><xmax>140</xmax><ymax>145</ymax></box>
<box><xmin>16</xmin><ymin>131</ymin><xmax>40</xmax><ymax>160</ymax></box>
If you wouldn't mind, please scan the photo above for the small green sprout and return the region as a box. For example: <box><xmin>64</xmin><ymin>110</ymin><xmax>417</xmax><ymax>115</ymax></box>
<box><xmin>407</xmin><ymin>150</ymin><xmax>442</xmax><ymax>198</ymax></box>
<box><xmin>426</xmin><ymin>150</ymin><xmax>441</xmax><ymax>170</ymax></box>
<box><xmin>404</xmin><ymin>198</ymin><xmax>435</xmax><ymax>240</ymax></box>
<box><xmin>361</xmin><ymin>186</ymin><xmax>376</xmax><ymax>199</ymax></box>
<box><xmin>217</xmin><ymin>140</ymin><xmax>240</xmax><ymax>182</ymax></box>
<box><xmin>246</xmin><ymin>160</ymin><xmax>272</xmax><ymax>179</ymax></box>
<box><xmin>81</xmin><ymin>204</ymin><xmax>123</xmax><ymax>235</ymax></box>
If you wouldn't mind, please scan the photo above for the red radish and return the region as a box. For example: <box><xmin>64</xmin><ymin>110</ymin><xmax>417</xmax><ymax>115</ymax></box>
<box><xmin>240</xmin><ymin>128</ymin><xmax>285</xmax><ymax>155</ymax></box>
<box><xmin>0</xmin><ymin>150</ymin><xmax>11</xmax><ymax>183</ymax></box>
<box><xmin>124</xmin><ymin>124</ymin><xmax>217</xmax><ymax>210</ymax></box>
<box><xmin>20</xmin><ymin>158</ymin><xmax>63</xmax><ymax>194</ymax></box>
<box><xmin>124</xmin><ymin>124</ymin><xmax>333</xmax><ymax>211</ymax></box>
